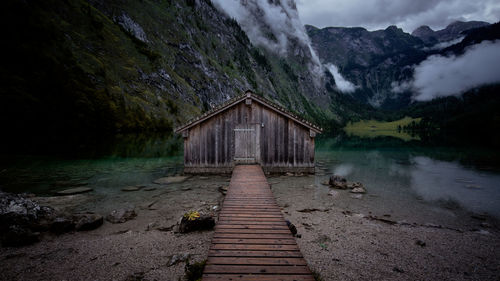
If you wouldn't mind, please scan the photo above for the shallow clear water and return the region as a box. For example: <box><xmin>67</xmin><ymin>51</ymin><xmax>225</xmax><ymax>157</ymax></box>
<box><xmin>1</xmin><ymin>134</ymin><xmax>500</xmax><ymax>222</ymax></box>
<box><xmin>315</xmin><ymin>136</ymin><xmax>500</xmax><ymax>221</ymax></box>
<box><xmin>0</xmin><ymin>134</ymin><xmax>184</xmax><ymax>196</ymax></box>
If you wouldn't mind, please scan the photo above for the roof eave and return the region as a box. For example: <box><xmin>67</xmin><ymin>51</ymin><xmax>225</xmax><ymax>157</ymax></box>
<box><xmin>174</xmin><ymin>92</ymin><xmax>323</xmax><ymax>134</ymax></box>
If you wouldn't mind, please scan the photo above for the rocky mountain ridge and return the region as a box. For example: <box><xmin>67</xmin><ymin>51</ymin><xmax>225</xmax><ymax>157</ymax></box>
<box><xmin>1</xmin><ymin>0</ymin><xmax>363</xmax><ymax>141</ymax></box>
<box><xmin>307</xmin><ymin>20</ymin><xmax>493</xmax><ymax>109</ymax></box>
<box><xmin>412</xmin><ymin>21</ymin><xmax>490</xmax><ymax>45</ymax></box>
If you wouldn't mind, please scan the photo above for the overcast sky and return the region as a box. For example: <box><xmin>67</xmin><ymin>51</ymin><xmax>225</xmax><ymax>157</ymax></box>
<box><xmin>296</xmin><ymin>0</ymin><xmax>500</xmax><ymax>32</ymax></box>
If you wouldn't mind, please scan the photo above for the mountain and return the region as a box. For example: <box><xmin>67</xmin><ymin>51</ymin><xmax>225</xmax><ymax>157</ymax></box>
<box><xmin>306</xmin><ymin>24</ymin><xmax>426</xmax><ymax>109</ymax></box>
<box><xmin>1</xmin><ymin>0</ymin><xmax>368</xmax><ymax>141</ymax></box>
<box><xmin>412</xmin><ymin>21</ymin><xmax>490</xmax><ymax>45</ymax></box>
<box><xmin>306</xmin><ymin>21</ymin><xmax>492</xmax><ymax>110</ymax></box>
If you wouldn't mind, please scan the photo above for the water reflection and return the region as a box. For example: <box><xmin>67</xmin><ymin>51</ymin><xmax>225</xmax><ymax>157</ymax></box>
<box><xmin>316</xmin><ymin>136</ymin><xmax>500</xmax><ymax>219</ymax></box>
<box><xmin>0</xmin><ymin>134</ymin><xmax>184</xmax><ymax>195</ymax></box>
<box><xmin>410</xmin><ymin>156</ymin><xmax>500</xmax><ymax>218</ymax></box>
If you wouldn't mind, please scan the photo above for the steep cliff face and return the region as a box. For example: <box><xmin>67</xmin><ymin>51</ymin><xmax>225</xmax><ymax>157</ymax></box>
<box><xmin>306</xmin><ymin>24</ymin><xmax>426</xmax><ymax>109</ymax></box>
<box><xmin>1</xmin><ymin>0</ymin><xmax>351</xmax><ymax>139</ymax></box>
<box><xmin>306</xmin><ymin>21</ymin><xmax>493</xmax><ymax>110</ymax></box>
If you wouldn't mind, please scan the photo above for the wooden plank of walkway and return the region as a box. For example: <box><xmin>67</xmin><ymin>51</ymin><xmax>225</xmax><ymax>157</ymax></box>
<box><xmin>203</xmin><ymin>165</ymin><xmax>314</xmax><ymax>281</ymax></box>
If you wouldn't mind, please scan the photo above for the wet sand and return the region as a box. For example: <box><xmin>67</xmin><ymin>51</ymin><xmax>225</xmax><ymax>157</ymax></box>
<box><xmin>1</xmin><ymin>173</ymin><xmax>500</xmax><ymax>281</ymax></box>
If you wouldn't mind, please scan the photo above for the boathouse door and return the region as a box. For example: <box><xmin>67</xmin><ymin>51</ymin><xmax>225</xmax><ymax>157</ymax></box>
<box><xmin>234</xmin><ymin>124</ymin><xmax>258</xmax><ymax>164</ymax></box>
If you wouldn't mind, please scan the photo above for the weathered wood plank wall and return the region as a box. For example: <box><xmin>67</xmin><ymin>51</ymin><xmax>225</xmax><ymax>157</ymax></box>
<box><xmin>183</xmin><ymin>101</ymin><xmax>315</xmax><ymax>174</ymax></box>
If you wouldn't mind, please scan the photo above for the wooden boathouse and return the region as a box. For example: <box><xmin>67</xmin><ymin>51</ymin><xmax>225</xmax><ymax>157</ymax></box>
<box><xmin>175</xmin><ymin>90</ymin><xmax>322</xmax><ymax>174</ymax></box>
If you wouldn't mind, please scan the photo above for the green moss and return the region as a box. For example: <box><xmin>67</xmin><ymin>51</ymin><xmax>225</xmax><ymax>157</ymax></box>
<box><xmin>184</xmin><ymin>259</ymin><xmax>206</xmax><ymax>281</ymax></box>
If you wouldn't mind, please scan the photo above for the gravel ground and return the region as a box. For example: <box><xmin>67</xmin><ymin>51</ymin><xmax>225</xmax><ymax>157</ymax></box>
<box><xmin>1</xmin><ymin>173</ymin><xmax>499</xmax><ymax>281</ymax></box>
<box><xmin>271</xmin><ymin>175</ymin><xmax>500</xmax><ymax>281</ymax></box>
<box><xmin>0</xmin><ymin>175</ymin><xmax>228</xmax><ymax>281</ymax></box>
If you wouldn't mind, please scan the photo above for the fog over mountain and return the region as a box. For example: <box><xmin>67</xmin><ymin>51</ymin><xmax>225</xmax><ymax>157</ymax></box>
<box><xmin>394</xmin><ymin>40</ymin><xmax>500</xmax><ymax>101</ymax></box>
<box><xmin>211</xmin><ymin>0</ymin><xmax>323</xmax><ymax>77</ymax></box>
<box><xmin>297</xmin><ymin>0</ymin><xmax>500</xmax><ymax>32</ymax></box>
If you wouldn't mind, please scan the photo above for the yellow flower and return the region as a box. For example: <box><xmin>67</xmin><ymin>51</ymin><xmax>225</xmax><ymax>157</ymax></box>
<box><xmin>184</xmin><ymin>211</ymin><xmax>200</xmax><ymax>221</ymax></box>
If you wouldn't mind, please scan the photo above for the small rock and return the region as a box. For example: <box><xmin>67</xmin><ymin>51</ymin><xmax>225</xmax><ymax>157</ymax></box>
<box><xmin>285</xmin><ymin>172</ymin><xmax>294</xmax><ymax>176</ymax></box>
<box><xmin>393</xmin><ymin>267</ymin><xmax>404</xmax><ymax>273</ymax></box>
<box><xmin>121</xmin><ymin>186</ymin><xmax>141</xmax><ymax>192</ymax></box>
<box><xmin>350</xmin><ymin>194</ymin><xmax>363</xmax><ymax>199</ymax></box>
<box><xmin>167</xmin><ymin>253</ymin><xmax>190</xmax><ymax>266</ymax></box>
<box><xmin>106</xmin><ymin>208</ymin><xmax>137</xmax><ymax>224</ymax></box>
<box><xmin>56</xmin><ymin>187</ymin><xmax>93</xmax><ymax>195</ymax></box>
<box><xmin>156</xmin><ymin>224</ymin><xmax>175</xmax><ymax>232</ymax></box>
<box><xmin>218</xmin><ymin>186</ymin><xmax>228</xmax><ymax>196</ymax></box>
<box><xmin>153</xmin><ymin>176</ymin><xmax>189</xmax><ymax>185</ymax></box>
<box><xmin>285</xmin><ymin>220</ymin><xmax>297</xmax><ymax>235</ymax></box>
<box><xmin>475</xmin><ymin>229</ymin><xmax>490</xmax><ymax>235</ymax></box>
<box><xmin>480</xmin><ymin>222</ymin><xmax>491</xmax><ymax>228</ymax></box>
<box><xmin>349</xmin><ymin>182</ymin><xmax>363</xmax><ymax>188</ymax></box>
<box><xmin>199</xmin><ymin>176</ymin><xmax>209</xmax><ymax>180</ymax></box>
<box><xmin>50</xmin><ymin>216</ymin><xmax>75</xmax><ymax>234</ymax></box>
<box><xmin>320</xmin><ymin>181</ymin><xmax>330</xmax><ymax>186</ymax></box>
<box><xmin>328</xmin><ymin>190</ymin><xmax>339</xmax><ymax>198</ymax></box>
<box><xmin>125</xmin><ymin>272</ymin><xmax>145</xmax><ymax>281</ymax></box>
<box><xmin>350</xmin><ymin>187</ymin><xmax>366</xmax><ymax>194</ymax></box>
<box><xmin>73</xmin><ymin>213</ymin><xmax>103</xmax><ymax>231</ymax></box>
<box><xmin>415</xmin><ymin>240</ymin><xmax>426</xmax><ymax>247</ymax></box>
<box><xmin>146</xmin><ymin>222</ymin><xmax>158</xmax><ymax>231</ymax></box>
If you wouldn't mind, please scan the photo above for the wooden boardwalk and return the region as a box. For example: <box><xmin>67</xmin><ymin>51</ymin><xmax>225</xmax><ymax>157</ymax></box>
<box><xmin>203</xmin><ymin>165</ymin><xmax>314</xmax><ymax>281</ymax></box>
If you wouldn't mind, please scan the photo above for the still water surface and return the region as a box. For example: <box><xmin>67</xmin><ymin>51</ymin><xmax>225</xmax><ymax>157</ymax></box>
<box><xmin>0</xmin><ymin>134</ymin><xmax>499</xmax><ymax>222</ymax></box>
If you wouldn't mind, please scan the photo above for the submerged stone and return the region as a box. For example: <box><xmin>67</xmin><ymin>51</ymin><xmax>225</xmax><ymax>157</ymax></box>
<box><xmin>121</xmin><ymin>186</ymin><xmax>141</xmax><ymax>192</ymax></box>
<box><xmin>153</xmin><ymin>176</ymin><xmax>189</xmax><ymax>184</ymax></box>
<box><xmin>56</xmin><ymin>187</ymin><xmax>93</xmax><ymax>195</ymax></box>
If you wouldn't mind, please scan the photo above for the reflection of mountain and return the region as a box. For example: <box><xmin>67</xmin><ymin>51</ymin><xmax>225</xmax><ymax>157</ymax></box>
<box><xmin>316</xmin><ymin>137</ymin><xmax>500</xmax><ymax>219</ymax></box>
<box><xmin>410</xmin><ymin>156</ymin><xmax>500</xmax><ymax>218</ymax></box>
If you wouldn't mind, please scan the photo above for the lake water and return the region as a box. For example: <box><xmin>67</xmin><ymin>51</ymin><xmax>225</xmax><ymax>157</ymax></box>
<box><xmin>314</xmin><ymin>136</ymin><xmax>500</xmax><ymax>226</ymax></box>
<box><xmin>1</xmin><ymin>133</ymin><xmax>499</xmax><ymax>225</ymax></box>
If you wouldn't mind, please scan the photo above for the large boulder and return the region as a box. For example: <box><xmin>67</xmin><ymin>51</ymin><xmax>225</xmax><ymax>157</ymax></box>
<box><xmin>329</xmin><ymin>175</ymin><xmax>348</xmax><ymax>189</ymax></box>
<box><xmin>0</xmin><ymin>191</ymin><xmax>55</xmax><ymax>246</ymax></box>
<box><xmin>178</xmin><ymin>211</ymin><xmax>215</xmax><ymax>233</ymax></box>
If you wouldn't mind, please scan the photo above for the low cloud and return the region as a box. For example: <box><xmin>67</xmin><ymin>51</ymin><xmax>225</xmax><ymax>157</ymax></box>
<box><xmin>326</xmin><ymin>63</ymin><xmax>357</xmax><ymax>93</ymax></box>
<box><xmin>212</xmin><ymin>0</ymin><xmax>323</xmax><ymax>76</ymax></box>
<box><xmin>296</xmin><ymin>0</ymin><xmax>500</xmax><ymax>32</ymax></box>
<box><xmin>423</xmin><ymin>36</ymin><xmax>465</xmax><ymax>51</ymax></box>
<box><xmin>392</xmin><ymin>40</ymin><xmax>500</xmax><ymax>101</ymax></box>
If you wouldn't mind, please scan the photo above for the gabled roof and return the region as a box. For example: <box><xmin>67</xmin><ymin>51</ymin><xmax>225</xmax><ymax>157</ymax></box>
<box><xmin>175</xmin><ymin>90</ymin><xmax>323</xmax><ymax>133</ymax></box>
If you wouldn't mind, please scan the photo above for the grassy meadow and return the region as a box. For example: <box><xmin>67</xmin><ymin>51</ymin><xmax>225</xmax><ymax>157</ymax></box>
<box><xmin>344</xmin><ymin>117</ymin><xmax>422</xmax><ymax>141</ymax></box>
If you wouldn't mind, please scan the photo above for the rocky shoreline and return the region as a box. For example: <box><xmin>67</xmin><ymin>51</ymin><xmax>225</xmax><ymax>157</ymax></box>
<box><xmin>1</xmin><ymin>173</ymin><xmax>500</xmax><ymax>280</ymax></box>
<box><xmin>0</xmin><ymin>175</ymin><xmax>227</xmax><ymax>281</ymax></box>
